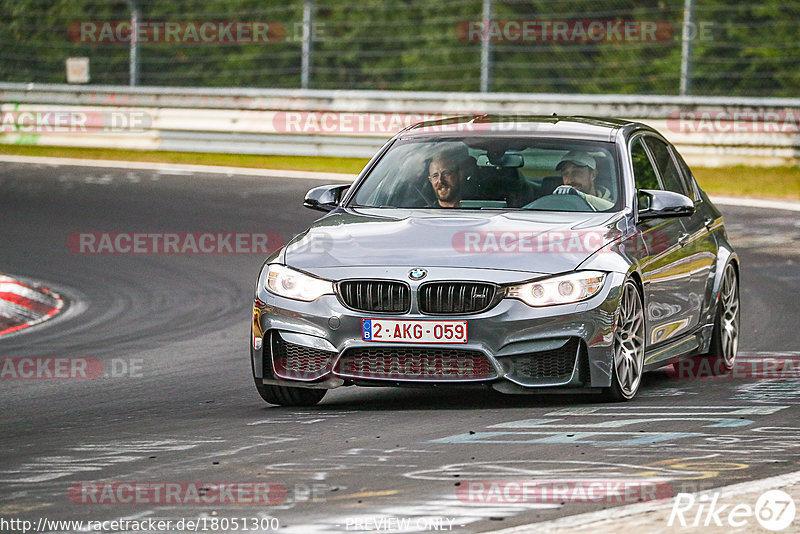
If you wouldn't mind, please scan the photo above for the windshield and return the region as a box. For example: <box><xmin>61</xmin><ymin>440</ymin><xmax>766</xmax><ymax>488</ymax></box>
<box><xmin>350</xmin><ymin>137</ymin><xmax>622</xmax><ymax>212</ymax></box>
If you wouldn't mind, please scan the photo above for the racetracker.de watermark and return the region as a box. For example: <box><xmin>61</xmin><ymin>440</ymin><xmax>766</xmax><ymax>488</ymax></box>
<box><xmin>0</xmin><ymin>110</ymin><xmax>150</xmax><ymax>134</ymax></box>
<box><xmin>667</xmin><ymin>110</ymin><xmax>800</xmax><ymax>134</ymax></box>
<box><xmin>68</xmin><ymin>482</ymin><xmax>286</xmax><ymax>505</ymax></box>
<box><xmin>457</xmin><ymin>19</ymin><xmax>678</xmax><ymax>43</ymax></box>
<box><xmin>68</xmin><ymin>232</ymin><xmax>284</xmax><ymax>255</ymax></box>
<box><xmin>68</xmin><ymin>21</ymin><xmax>285</xmax><ymax>44</ymax></box>
<box><xmin>0</xmin><ymin>357</ymin><xmax>142</xmax><ymax>379</ymax></box>
<box><xmin>458</xmin><ymin>480</ymin><xmax>674</xmax><ymax>504</ymax></box>
<box><xmin>270</xmin><ymin>112</ymin><xmax>664</xmax><ymax>135</ymax></box>
<box><xmin>273</xmin><ymin>353</ymin><xmax>490</xmax><ymax>381</ymax></box>
<box><xmin>270</xmin><ymin>112</ymin><xmax>481</xmax><ymax>135</ymax></box>
<box><xmin>451</xmin><ymin>230</ymin><xmax>670</xmax><ymax>256</ymax></box>
<box><xmin>668</xmin><ymin>356</ymin><xmax>800</xmax><ymax>379</ymax></box>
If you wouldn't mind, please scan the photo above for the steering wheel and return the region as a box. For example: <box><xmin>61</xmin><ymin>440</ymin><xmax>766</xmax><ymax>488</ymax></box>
<box><xmin>522</xmin><ymin>192</ymin><xmax>596</xmax><ymax>211</ymax></box>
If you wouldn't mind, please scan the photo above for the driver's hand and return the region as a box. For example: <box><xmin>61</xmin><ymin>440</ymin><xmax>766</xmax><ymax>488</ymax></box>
<box><xmin>553</xmin><ymin>185</ymin><xmax>586</xmax><ymax>199</ymax></box>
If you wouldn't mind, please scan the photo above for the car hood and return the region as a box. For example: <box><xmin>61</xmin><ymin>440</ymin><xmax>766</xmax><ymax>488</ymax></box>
<box><xmin>284</xmin><ymin>208</ymin><xmax>626</xmax><ymax>276</ymax></box>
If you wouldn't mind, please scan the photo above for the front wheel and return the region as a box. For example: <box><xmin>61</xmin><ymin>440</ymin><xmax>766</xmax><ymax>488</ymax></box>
<box><xmin>604</xmin><ymin>280</ymin><xmax>646</xmax><ymax>401</ymax></box>
<box><xmin>254</xmin><ymin>379</ymin><xmax>327</xmax><ymax>406</ymax></box>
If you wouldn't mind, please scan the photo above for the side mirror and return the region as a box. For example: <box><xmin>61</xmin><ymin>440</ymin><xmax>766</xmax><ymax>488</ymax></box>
<box><xmin>637</xmin><ymin>189</ymin><xmax>695</xmax><ymax>220</ymax></box>
<box><xmin>303</xmin><ymin>184</ymin><xmax>350</xmax><ymax>212</ymax></box>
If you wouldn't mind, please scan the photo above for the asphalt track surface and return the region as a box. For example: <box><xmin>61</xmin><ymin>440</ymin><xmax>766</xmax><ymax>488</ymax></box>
<box><xmin>1</xmin><ymin>161</ymin><xmax>799</xmax><ymax>533</ymax></box>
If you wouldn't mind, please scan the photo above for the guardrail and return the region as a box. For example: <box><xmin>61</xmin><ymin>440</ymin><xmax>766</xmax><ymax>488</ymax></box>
<box><xmin>2</xmin><ymin>83</ymin><xmax>799</xmax><ymax>166</ymax></box>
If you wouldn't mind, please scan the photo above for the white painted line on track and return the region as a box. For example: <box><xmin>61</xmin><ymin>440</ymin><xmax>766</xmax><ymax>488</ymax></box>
<box><xmin>2</xmin><ymin>154</ymin><xmax>799</xmax><ymax>210</ymax></box>
<box><xmin>711</xmin><ymin>195</ymin><xmax>800</xmax><ymax>212</ymax></box>
<box><xmin>0</xmin><ymin>155</ymin><xmax>356</xmax><ymax>182</ymax></box>
<box><xmin>487</xmin><ymin>469</ymin><xmax>800</xmax><ymax>533</ymax></box>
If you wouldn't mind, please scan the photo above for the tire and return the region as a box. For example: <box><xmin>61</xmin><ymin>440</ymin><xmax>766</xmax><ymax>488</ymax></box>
<box><xmin>254</xmin><ymin>378</ymin><xmax>327</xmax><ymax>406</ymax></box>
<box><xmin>604</xmin><ymin>280</ymin><xmax>646</xmax><ymax>401</ymax></box>
<box><xmin>695</xmin><ymin>262</ymin><xmax>740</xmax><ymax>375</ymax></box>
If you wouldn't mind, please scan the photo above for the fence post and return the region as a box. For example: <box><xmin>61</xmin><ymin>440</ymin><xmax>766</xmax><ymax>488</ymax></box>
<box><xmin>480</xmin><ymin>0</ymin><xmax>492</xmax><ymax>93</ymax></box>
<box><xmin>680</xmin><ymin>0</ymin><xmax>695</xmax><ymax>96</ymax></box>
<box><xmin>127</xmin><ymin>0</ymin><xmax>141</xmax><ymax>87</ymax></box>
<box><xmin>126</xmin><ymin>0</ymin><xmax>140</xmax><ymax>87</ymax></box>
<box><xmin>301</xmin><ymin>0</ymin><xmax>313</xmax><ymax>89</ymax></box>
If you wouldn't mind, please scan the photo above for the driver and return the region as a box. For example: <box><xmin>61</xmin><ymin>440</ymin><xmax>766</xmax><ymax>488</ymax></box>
<box><xmin>554</xmin><ymin>151</ymin><xmax>614</xmax><ymax>210</ymax></box>
<box><xmin>428</xmin><ymin>146</ymin><xmax>468</xmax><ymax>208</ymax></box>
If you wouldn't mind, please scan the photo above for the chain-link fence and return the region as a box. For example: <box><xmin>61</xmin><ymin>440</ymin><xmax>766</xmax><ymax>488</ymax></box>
<box><xmin>1</xmin><ymin>0</ymin><xmax>798</xmax><ymax>96</ymax></box>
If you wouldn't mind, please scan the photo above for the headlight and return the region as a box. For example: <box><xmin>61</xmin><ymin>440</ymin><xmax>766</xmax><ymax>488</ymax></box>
<box><xmin>265</xmin><ymin>264</ymin><xmax>334</xmax><ymax>302</ymax></box>
<box><xmin>506</xmin><ymin>271</ymin><xmax>606</xmax><ymax>307</ymax></box>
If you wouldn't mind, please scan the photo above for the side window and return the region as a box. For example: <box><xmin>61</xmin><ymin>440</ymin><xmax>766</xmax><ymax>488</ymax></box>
<box><xmin>673</xmin><ymin>149</ymin><xmax>700</xmax><ymax>201</ymax></box>
<box><xmin>644</xmin><ymin>137</ymin><xmax>688</xmax><ymax>196</ymax></box>
<box><xmin>630</xmin><ymin>138</ymin><xmax>659</xmax><ymax>191</ymax></box>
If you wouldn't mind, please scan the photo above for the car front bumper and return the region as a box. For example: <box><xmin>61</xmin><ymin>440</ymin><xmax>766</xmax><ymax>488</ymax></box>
<box><xmin>251</xmin><ymin>270</ymin><xmax>626</xmax><ymax>392</ymax></box>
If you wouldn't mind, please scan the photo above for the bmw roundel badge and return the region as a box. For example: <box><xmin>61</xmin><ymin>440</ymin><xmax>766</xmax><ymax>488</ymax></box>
<box><xmin>408</xmin><ymin>268</ymin><xmax>427</xmax><ymax>280</ymax></box>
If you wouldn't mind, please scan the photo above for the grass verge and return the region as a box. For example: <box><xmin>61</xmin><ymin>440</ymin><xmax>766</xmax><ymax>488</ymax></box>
<box><xmin>693</xmin><ymin>166</ymin><xmax>800</xmax><ymax>200</ymax></box>
<box><xmin>0</xmin><ymin>145</ymin><xmax>368</xmax><ymax>175</ymax></box>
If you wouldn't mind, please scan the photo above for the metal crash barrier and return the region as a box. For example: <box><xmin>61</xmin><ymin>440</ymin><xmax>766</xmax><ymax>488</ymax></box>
<box><xmin>1</xmin><ymin>83</ymin><xmax>799</xmax><ymax>166</ymax></box>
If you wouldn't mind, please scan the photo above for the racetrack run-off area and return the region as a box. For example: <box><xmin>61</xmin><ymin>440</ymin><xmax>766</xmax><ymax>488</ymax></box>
<box><xmin>1</xmin><ymin>161</ymin><xmax>799</xmax><ymax>533</ymax></box>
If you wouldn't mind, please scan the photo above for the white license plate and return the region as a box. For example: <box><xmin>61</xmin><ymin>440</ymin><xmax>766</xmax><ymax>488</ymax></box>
<box><xmin>361</xmin><ymin>319</ymin><xmax>468</xmax><ymax>343</ymax></box>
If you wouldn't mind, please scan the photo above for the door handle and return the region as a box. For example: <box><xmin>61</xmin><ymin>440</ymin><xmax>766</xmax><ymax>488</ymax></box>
<box><xmin>704</xmin><ymin>217</ymin><xmax>714</xmax><ymax>229</ymax></box>
<box><xmin>678</xmin><ymin>233</ymin><xmax>690</xmax><ymax>246</ymax></box>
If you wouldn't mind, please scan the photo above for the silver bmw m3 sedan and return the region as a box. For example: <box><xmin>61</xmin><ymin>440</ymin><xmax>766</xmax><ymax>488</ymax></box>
<box><xmin>250</xmin><ymin>115</ymin><xmax>740</xmax><ymax>405</ymax></box>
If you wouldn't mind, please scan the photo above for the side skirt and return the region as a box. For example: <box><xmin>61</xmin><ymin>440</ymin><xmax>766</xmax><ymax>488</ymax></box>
<box><xmin>643</xmin><ymin>322</ymin><xmax>714</xmax><ymax>371</ymax></box>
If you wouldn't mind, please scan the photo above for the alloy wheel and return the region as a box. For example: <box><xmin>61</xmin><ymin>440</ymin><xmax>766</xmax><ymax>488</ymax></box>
<box><xmin>612</xmin><ymin>281</ymin><xmax>646</xmax><ymax>399</ymax></box>
<box><xmin>719</xmin><ymin>263</ymin><xmax>740</xmax><ymax>367</ymax></box>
